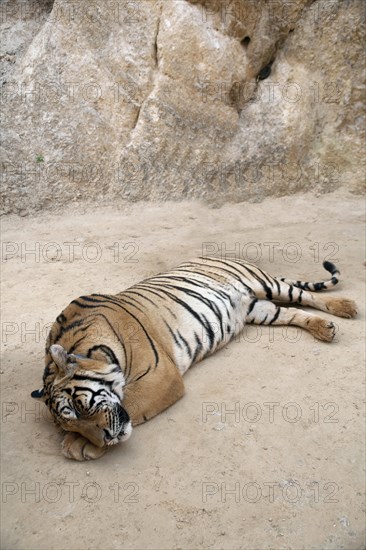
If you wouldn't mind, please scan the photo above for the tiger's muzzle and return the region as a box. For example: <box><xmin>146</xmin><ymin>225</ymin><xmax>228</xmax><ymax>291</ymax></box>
<box><xmin>103</xmin><ymin>405</ymin><xmax>132</xmax><ymax>446</ymax></box>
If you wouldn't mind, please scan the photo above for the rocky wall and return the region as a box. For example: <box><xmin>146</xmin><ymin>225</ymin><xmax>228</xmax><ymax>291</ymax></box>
<box><xmin>1</xmin><ymin>0</ymin><xmax>365</xmax><ymax>214</ymax></box>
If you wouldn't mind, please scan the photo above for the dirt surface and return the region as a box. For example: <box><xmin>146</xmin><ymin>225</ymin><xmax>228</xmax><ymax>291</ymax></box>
<box><xmin>1</xmin><ymin>190</ymin><xmax>365</xmax><ymax>550</ymax></box>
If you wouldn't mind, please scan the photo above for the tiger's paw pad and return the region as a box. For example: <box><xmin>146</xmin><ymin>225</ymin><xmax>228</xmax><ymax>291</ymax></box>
<box><xmin>327</xmin><ymin>298</ymin><xmax>357</xmax><ymax>319</ymax></box>
<box><xmin>309</xmin><ymin>319</ymin><xmax>336</xmax><ymax>342</ymax></box>
<box><xmin>62</xmin><ymin>432</ymin><xmax>106</xmax><ymax>461</ymax></box>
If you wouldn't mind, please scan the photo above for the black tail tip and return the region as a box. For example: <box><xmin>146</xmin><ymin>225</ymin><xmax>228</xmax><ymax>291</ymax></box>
<box><xmin>31</xmin><ymin>388</ymin><xmax>44</xmax><ymax>398</ymax></box>
<box><xmin>323</xmin><ymin>260</ymin><xmax>338</xmax><ymax>275</ymax></box>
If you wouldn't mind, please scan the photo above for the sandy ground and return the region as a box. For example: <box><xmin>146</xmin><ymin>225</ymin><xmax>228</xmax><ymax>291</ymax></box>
<box><xmin>1</xmin><ymin>189</ymin><xmax>365</xmax><ymax>550</ymax></box>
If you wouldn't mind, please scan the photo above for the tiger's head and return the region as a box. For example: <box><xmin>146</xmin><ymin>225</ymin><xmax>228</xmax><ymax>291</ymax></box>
<box><xmin>32</xmin><ymin>344</ymin><xmax>132</xmax><ymax>448</ymax></box>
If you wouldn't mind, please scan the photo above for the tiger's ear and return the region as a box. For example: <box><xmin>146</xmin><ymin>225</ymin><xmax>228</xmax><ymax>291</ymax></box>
<box><xmin>50</xmin><ymin>344</ymin><xmax>78</xmax><ymax>379</ymax></box>
<box><xmin>31</xmin><ymin>388</ymin><xmax>44</xmax><ymax>399</ymax></box>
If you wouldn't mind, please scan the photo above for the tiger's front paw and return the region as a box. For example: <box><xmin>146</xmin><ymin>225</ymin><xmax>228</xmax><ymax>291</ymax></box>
<box><xmin>62</xmin><ymin>432</ymin><xmax>106</xmax><ymax>461</ymax></box>
<box><xmin>308</xmin><ymin>318</ymin><xmax>336</xmax><ymax>342</ymax></box>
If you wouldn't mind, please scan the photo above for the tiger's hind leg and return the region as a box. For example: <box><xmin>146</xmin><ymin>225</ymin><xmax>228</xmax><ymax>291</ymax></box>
<box><xmin>246</xmin><ymin>299</ymin><xmax>336</xmax><ymax>342</ymax></box>
<box><xmin>274</xmin><ymin>281</ymin><xmax>357</xmax><ymax>319</ymax></box>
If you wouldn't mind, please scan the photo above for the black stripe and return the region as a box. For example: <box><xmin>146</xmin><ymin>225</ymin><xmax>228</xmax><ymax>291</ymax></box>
<box><xmin>177</xmin><ymin>330</ymin><xmax>192</xmax><ymax>358</ymax></box>
<box><xmin>288</xmin><ymin>285</ymin><xmax>293</xmax><ymax>301</ymax></box>
<box><xmin>200</xmin><ymin>313</ymin><xmax>216</xmax><ymax>348</ymax></box>
<box><xmin>196</xmin><ymin>258</ymin><xmax>253</xmax><ymax>292</ymax></box>
<box><xmin>263</xmin><ymin>282</ymin><xmax>273</xmax><ymax>300</ymax></box>
<box><xmin>137</xmin><ymin>283</ymin><xmax>214</xmax><ymax>345</ymax></box>
<box><xmin>163</xmin><ymin>321</ymin><xmax>182</xmax><ymax>349</ymax></box>
<box><xmin>151</xmin><ymin>273</ymin><xmax>234</xmax><ymax>311</ymax></box>
<box><xmin>247</xmin><ymin>297</ymin><xmax>258</xmax><ymax>315</ymax></box>
<box><xmin>148</xmin><ymin>280</ymin><xmax>225</xmax><ymax>339</ymax></box>
<box><xmin>133</xmin><ymin>368</ymin><xmax>153</xmax><ymax>382</ymax></box>
<box><xmin>52</xmin><ymin>318</ymin><xmax>86</xmax><ymax>345</ymax></box>
<box><xmin>127</xmin><ymin>283</ymin><xmax>170</xmax><ymax>303</ymax></box>
<box><xmin>255</xmin><ymin>266</ymin><xmax>275</xmax><ymax>287</ymax></box>
<box><xmin>68</xmin><ymin>335</ymin><xmax>87</xmax><ymax>353</ymax></box>
<box><xmin>273</xmin><ymin>277</ymin><xmax>281</xmax><ymax>295</ymax></box>
<box><xmin>87</xmin><ymin>344</ymin><xmax>120</xmax><ymax>367</ymax></box>
<box><xmin>269</xmin><ymin>307</ymin><xmax>281</xmax><ymax>324</ymax></box>
<box><xmin>90</xmin><ymin>293</ymin><xmax>146</xmax><ymax>315</ymax></box>
<box><xmin>192</xmin><ymin>332</ymin><xmax>203</xmax><ymax>363</ymax></box>
<box><xmin>72</xmin><ymin>374</ymin><xmax>113</xmax><ymax>385</ymax></box>
<box><xmin>243</xmin><ymin>265</ymin><xmax>273</xmax><ymax>300</ymax></box>
<box><xmin>81</xmin><ymin>295</ymin><xmax>108</xmax><ymax>303</ymax></box>
<box><xmin>90</xmin><ymin>296</ymin><xmax>159</xmax><ymax>375</ymax></box>
<box><xmin>77</xmin><ymin>312</ymin><xmax>128</xmax><ymax>379</ymax></box>
<box><xmin>73</xmin><ymin>386</ymin><xmax>114</xmax><ymax>409</ymax></box>
<box><xmin>71</xmin><ymin>299</ymin><xmax>116</xmax><ymax>312</ymax></box>
<box><xmin>130</xmin><ymin>284</ymin><xmax>179</xmax><ymax>318</ymax></box>
<box><xmin>122</xmin><ymin>289</ymin><xmax>158</xmax><ymax>307</ymax></box>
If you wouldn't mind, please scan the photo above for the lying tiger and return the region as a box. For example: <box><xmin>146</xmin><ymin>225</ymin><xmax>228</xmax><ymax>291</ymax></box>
<box><xmin>32</xmin><ymin>257</ymin><xmax>356</xmax><ymax>461</ymax></box>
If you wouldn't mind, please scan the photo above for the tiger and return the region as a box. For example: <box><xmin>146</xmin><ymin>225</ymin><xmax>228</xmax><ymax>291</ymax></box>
<box><xmin>31</xmin><ymin>256</ymin><xmax>357</xmax><ymax>461</ymax></box>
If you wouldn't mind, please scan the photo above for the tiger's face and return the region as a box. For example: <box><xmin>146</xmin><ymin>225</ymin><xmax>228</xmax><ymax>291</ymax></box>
<box><xmin>35</xmin><ymin>344</ymin><xmax>132</xmax><ymax>448</ymax></box>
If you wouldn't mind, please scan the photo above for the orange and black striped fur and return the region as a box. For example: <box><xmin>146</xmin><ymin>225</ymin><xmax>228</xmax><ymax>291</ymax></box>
<box><xmin>32</xmin><ymin>257</ymin><xmax>356</xmax><ymax>461</ymax></box>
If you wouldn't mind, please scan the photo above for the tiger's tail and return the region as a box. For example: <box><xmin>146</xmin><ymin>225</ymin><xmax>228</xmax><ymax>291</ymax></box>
<box><xmin>276</xmin><ymin>261</ymin><xmax>340</xmax><ymax>291</ymax></box>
